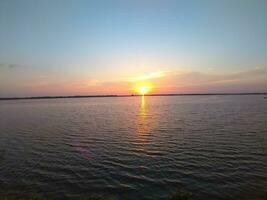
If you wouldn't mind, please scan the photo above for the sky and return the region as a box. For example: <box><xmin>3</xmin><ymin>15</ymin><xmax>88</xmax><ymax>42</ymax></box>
<box><xmin>0</xmin><ymin>0</ymin><xmax>267</xmax><ymax>97</ymax></box>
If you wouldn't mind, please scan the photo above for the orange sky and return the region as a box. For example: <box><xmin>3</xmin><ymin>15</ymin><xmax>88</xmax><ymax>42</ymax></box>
<box><xmin>12</xmin><ymin>68</ymin><xmax>264</xmax><ymax>97</ymax></box>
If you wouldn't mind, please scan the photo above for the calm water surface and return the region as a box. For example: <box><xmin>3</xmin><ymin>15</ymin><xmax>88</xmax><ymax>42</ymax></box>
<box><xmin>0</xmin><ymin>95</ymin><xmax>266</xmax><ymax>200</ymax></box>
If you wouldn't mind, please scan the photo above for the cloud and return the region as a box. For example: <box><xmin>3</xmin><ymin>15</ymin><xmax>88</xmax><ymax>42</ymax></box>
<box><xmin>156</xmin><ymin>67</ymin><xmax>267</xmax><ymax>93</ymax></box>
<box><xmin>75</xmin><ymin>68</ymin><xmax>267</xmax><ymax>94</ymax></box>
<box><xmin>127</xmin><ymin>71</ymin><xmax>167</xmax><ymax>82</ymax></box>
<box><xmin>0</xmin><ymin>63</ymin><xmax>25</xmax><ymax>69</ymax></box>
<box><xmin>185</xmin><ymin>68</ymin><xmax>267</xmax><ymax>86</ymax></box>
<box><xmin>2</xmin><ymin>66</ymin><xmax>266</xmax><ymax>97</ymax></box>
<box><xmin>8</xmin><ymin>64</ymin><xmax>23</xmax><ymax>69</ymax></box>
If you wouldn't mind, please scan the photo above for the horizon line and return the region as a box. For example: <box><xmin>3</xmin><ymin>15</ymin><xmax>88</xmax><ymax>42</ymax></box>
<box><xmin>1</xmin><ymin>92</ymin><xmax>267</xmax><ymax>101</ymax></box>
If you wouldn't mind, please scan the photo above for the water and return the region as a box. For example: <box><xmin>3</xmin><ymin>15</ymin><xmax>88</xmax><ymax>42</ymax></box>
<box><xmin>0</xmin><ymin>95</ymin><xmax>266</xmax><ymax>200</ymax></box>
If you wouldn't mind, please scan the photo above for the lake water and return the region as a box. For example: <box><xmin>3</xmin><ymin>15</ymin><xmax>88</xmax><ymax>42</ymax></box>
<box><xmin>0</xmin><ymin>95</ymin><xmax>266</xmax><ymax>200</ymax></box>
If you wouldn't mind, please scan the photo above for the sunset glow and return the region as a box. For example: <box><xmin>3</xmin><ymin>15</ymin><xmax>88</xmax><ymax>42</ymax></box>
<box><xmin>132</xmin><ymin>81</ymin><xmax>153</xmax><ymax>95</ymax></box>
<box><xmin>0</xmin><ymin>0</ymin><xmax>266</xmax><ymax>97</ymax></box>
<box><xmin>139</xmin><ymin>86</ymin><xmax>149</xmax><ymax>95</ymax></box>
<box><xmin>0</xmin><ymin>1</ymin><xmax>267</xmax><ymax>200</ymax></box>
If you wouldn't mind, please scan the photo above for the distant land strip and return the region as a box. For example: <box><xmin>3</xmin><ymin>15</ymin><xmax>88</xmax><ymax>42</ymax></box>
<box><xmin>0</xmin><ymin>93</ymin><xmax>267</xmax><ymax>101</ymax></box>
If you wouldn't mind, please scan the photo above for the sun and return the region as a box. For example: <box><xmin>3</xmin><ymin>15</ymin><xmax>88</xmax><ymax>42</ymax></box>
<box><xmin>133</xmin><ymin>82</ymin><xmax>153</xmax><ymax>95</ymax></box>
<box><xmin>139</xmin><ymin>86</ymin><xmax>148</xmax><ymax>95</ymax></box>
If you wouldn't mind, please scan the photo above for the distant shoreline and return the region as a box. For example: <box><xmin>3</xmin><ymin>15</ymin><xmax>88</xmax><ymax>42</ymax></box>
<box><xmin>0</xmin><ymin>93</ymin><xmax>267</xmax><ymax>101</ymax></box>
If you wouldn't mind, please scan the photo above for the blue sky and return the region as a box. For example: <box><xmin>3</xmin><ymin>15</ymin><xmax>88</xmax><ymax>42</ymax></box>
<box><xmin>0</xmin><ymin>0</ymin><xmax>267</xmax><ymax>96</ymax></box>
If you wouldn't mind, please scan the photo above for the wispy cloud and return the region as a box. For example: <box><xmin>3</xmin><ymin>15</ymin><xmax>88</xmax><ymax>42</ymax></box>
<box><xmin>0</xmin><ymin>63</ymin><xmax>25</xmax><ymax>69</ymax></box>
<box><xmin>127</xmin><ymin>71</ymin><xmax>167</xmax><ymax>82</ymax></box>
<box><xmin>8</xmin><ymin>64</ymin><xmax>23</xmax><ymax>69</ymax></box>
<box><xmin>154</xmin><ymin>67</ymin><xmax>267</xmax><ymax>93</ymax></box>
<box><xmin>75</xmin><ymin>68</ymin><xmax>267</xmax><ymax>94</ymax></box>
<box><xmin>1</xmin><ymin>66</ymin><xmax>267</xmax><ymax>97</ymax></box>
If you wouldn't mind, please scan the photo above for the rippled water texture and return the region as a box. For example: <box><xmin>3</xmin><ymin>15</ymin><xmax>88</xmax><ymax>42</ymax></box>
<box><xmin>0</xmin><ymin>95</ymin><xmax>267</xmax><ymax>200</ymax></box>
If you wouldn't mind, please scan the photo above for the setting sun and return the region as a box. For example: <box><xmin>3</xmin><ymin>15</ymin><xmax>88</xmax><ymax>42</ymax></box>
<box><xmin>133</xmin><ymin>82</ymin><xmax>153</xmax><ymax>95</ymax></box>
<box><xmin>139</xmin><ymin>86</ymin><xmax>148</xmax><ymax>95</ymax></box>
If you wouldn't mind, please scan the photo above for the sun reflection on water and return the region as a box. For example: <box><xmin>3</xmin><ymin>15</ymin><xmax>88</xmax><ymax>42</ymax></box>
<box><xmin>140</xmin><ymin>95</ymin><xmax>145</xmax><ymax>116</ymax></box>
<box><xmin>136</xmin><ymin>95</ymin><xmax>150</xmax><ymax>136</ymax></box>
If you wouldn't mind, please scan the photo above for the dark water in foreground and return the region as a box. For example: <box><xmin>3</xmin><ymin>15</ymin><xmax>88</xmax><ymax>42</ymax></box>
<box><xmin>0</xmin><ymin>95</ymin><xmax>266</xmax><ymax>200</ymax></box>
